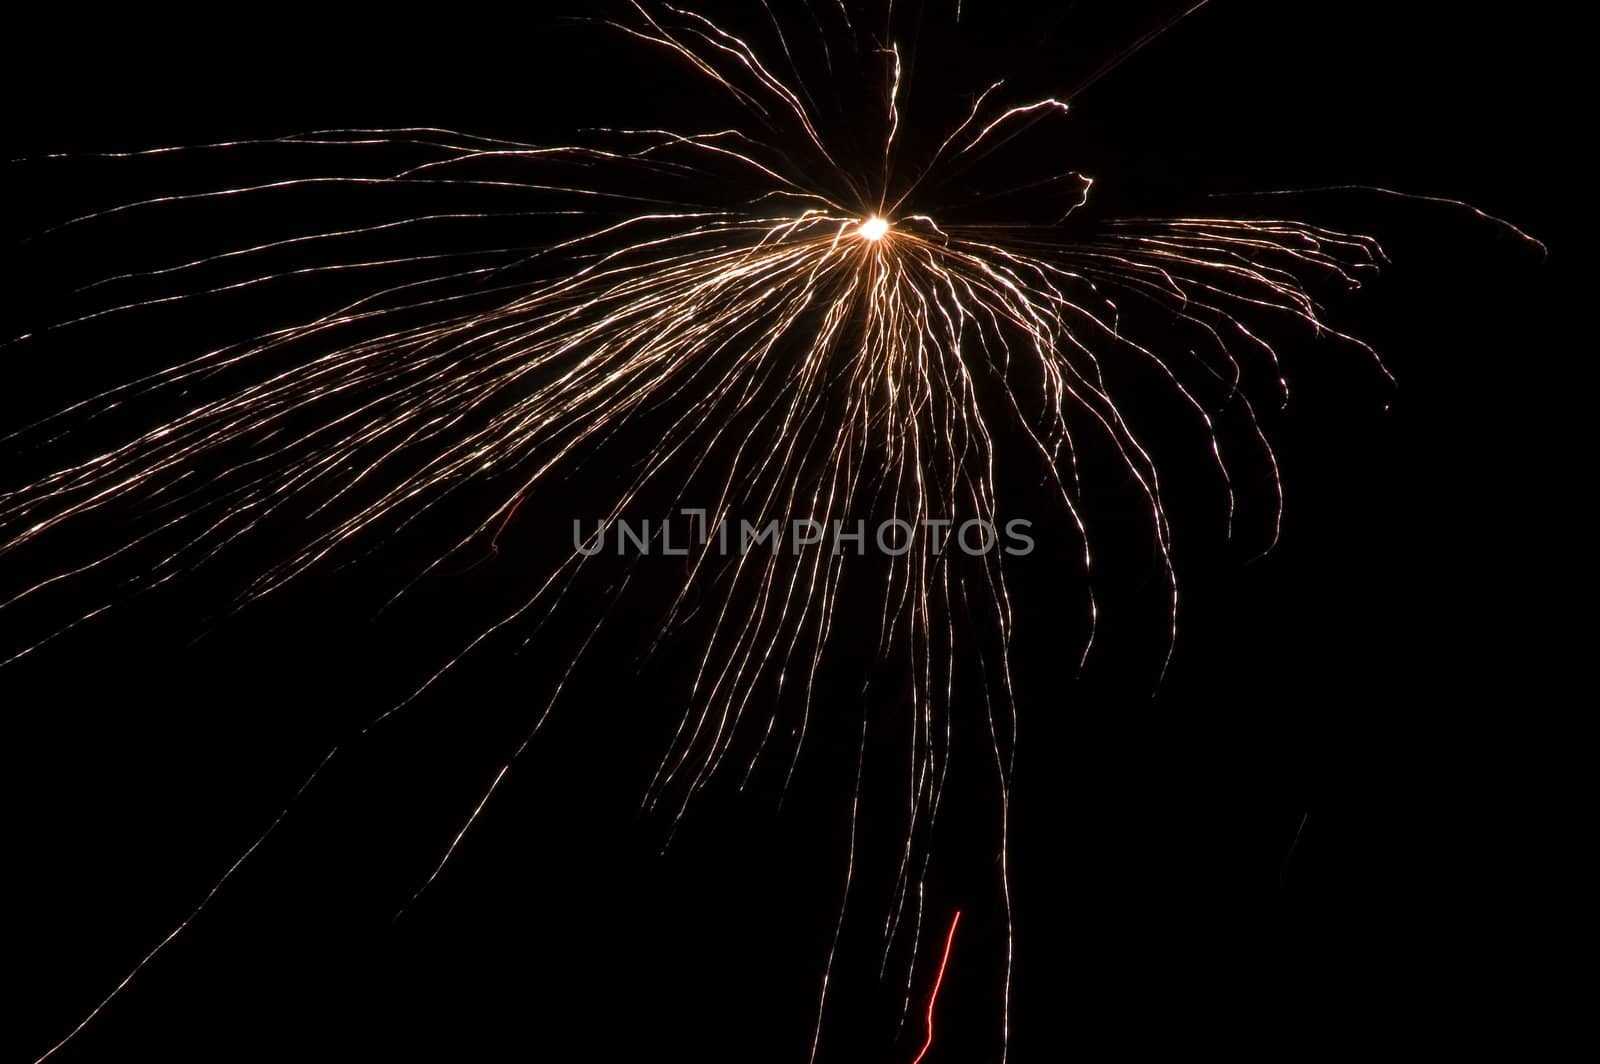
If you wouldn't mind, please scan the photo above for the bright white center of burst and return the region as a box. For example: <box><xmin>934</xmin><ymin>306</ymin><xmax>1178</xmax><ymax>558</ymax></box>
<box><xmin>858</xmin><ymin>216</ymin><xmax>890</xmax><ymax>241</ymax></box>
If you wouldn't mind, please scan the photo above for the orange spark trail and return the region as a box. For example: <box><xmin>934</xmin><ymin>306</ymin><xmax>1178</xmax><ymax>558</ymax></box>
<box><xmin>910</xmin><ymin>910</ymin><xmax>961</xmax><ymax>1064</ymax></box>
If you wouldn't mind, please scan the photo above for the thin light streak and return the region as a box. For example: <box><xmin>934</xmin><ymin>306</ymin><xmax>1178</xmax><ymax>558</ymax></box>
<box><xmin>910</xmin><ymin>909</ymin><xmax>961</xmax><ymax>1064</ymax></box>
<box><xmin>809</xmin><ymin>718</ymin><xmax>869</xmax><ymax>1064</ymax></box>
<box><xmin>28</xmin><ymin>747</ymin><xmax>342</xmax><ymax>1064</ymax></box>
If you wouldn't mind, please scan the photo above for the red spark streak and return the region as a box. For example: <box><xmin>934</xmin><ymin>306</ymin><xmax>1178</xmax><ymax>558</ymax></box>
<box><xmin>489</xmin><ymin>492</ymin><xmax>526</xmax><ymax>552</ymax></box>
<box><xmin>910</xmin><ymin>910</ymin><xmax>961</xmax><ymax>1064</ymax></box>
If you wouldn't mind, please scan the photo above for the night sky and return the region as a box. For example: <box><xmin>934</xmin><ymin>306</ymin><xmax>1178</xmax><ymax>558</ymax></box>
<box><xmin>4</xmin><ymin>3</ymin><xmax>1560</xmax><ymax>1060</ymax></box>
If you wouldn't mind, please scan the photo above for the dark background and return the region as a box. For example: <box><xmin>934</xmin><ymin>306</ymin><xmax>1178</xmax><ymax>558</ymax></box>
<box><xmin>2</xmin><ymin>2</ymin><xmax>1562</xmax><ymax>1061</ymax></box>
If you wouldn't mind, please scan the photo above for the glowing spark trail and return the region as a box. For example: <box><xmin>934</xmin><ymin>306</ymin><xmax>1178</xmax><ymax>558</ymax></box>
<box><xmin>909</xmin><ymin>909</ymin><xmax>961</xmax><ymax>1064</ymax></box>
<box><xmin>0</xmin><ymin>2</ymin><xmax>1536</xmax><ymax>1060</ymax></box>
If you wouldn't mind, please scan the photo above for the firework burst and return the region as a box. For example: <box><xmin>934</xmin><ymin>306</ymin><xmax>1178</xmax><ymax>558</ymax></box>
<box><xmin>2</xmin><ymin>2</ymin><xmax>1539</xmax><ymax>1060</ymax></box>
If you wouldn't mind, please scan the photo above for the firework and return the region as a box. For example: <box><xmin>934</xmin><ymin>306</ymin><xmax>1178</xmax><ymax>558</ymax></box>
<box><xmin>1</xmin><ymin>2</ymin><xmax>1536</xmax><ymax>1060</ymax></box>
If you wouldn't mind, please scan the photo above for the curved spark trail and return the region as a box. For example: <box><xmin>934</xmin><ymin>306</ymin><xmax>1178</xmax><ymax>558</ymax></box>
<box><xmin>1</xmin><ymin>2</ymin><xmax>1535</xmax><ymax>1060</ymax></box>
<box><xmin>910</xmin><ymin>910</ymin><xmax>962</xmax><ymax>1064</ymax></box>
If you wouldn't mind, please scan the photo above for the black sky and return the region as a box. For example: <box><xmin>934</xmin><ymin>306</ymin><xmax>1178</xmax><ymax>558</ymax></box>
<box><xmin>3</xmin><ymin>2</ymin><xmax>1562</xmax><ymax>1061</ymax></box>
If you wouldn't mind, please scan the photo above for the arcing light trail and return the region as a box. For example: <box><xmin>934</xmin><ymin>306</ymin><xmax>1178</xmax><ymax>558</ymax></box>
<box><xmin>1</xmin><ymin>2</ymin><xmax>1534</xmax><ymax>1060</ymax></box>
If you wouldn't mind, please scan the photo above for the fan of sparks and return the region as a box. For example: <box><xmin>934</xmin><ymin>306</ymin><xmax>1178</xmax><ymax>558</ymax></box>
<box><xmin>3</xmin><ymin>2</ymin><xmax>1401</xmax><ymax>1061</ymax></box>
